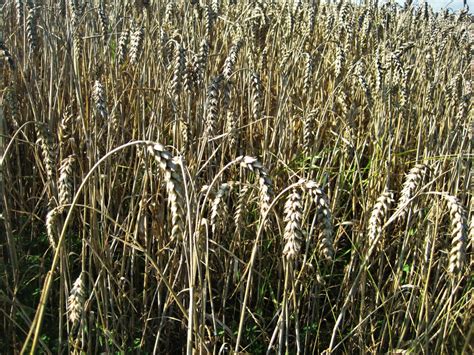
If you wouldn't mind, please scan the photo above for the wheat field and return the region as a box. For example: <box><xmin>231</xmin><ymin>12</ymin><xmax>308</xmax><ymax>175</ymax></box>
<box><xmin>0</xmin><ymin>0</ymin><xmax>473</xmax><ymax>353</ymax></box>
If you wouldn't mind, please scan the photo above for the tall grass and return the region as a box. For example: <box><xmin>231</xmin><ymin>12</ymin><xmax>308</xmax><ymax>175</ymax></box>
<box><xmin>0</xmin><ymin>0</ymin><xmax>472</xmax><ymax>353</ymax></box>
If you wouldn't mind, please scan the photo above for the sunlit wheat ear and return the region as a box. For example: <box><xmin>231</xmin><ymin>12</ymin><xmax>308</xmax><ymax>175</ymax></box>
<box><xmin>302</xmin><ymin>52</ymin><xmax>314</xmax><ymax>94</ymax></box>
<box><xmin>211</xmin><ymin>0</ymin><xmax>220</xmax><ymax>16</ymax></box>
<box><xmin>222</xmin><ymin>39</ymin><xmax>243</xmax><ymax>80</ymax></box>
<box><xmin>305</xmin><ymin>181</ymin><xmax>335</xmax><ymax>261</ymax></box>
<box><xmin>117</xmin><ymin>30</ymin><xmax>129</xmax><ymax>64</ymax></box>
<box><xmin>283</xmin><ymin>189</ymin><xmax>303</xmax><ymax>261</ymax></box>
<box><xmin>68</xmin><ymin>273</ymin><xmax>85</xmax><ymax>325</ymax></box>
<box><xmin>225</xmin><ymin>110</ymin><xmax>238</xmax><ymax>151</ymax></box>
<box><xmin>58</xmin><ymin>108</ymin><xmax>73</xmax><ymax>148</ymax></box>
<box><xmin>469</xmin><ymin>214</ymin><xmax>474</xmax><ymax>252</ymax></box>
<box><xmin>304</xmin><ymin>4</ymin><xmax>315</xmax><ymax>36</ymax></box>
<box><xmin>92</xmin><ymin>80</ymin><xmax>108</xmax><ymax>119</ymax></box>
<box><xmin>233</xmin><ymin>184</ymin><xmax>250</xmax><ymax>230</ymax></box>
<box><xmin>26</xmin><ymin>2</ymin><xmax>38</xmax><ymax>52</ymax></box>
<box><xmin>443</xmin><ymin>195</ymin><xmax>467</xmax><ymax>276</ymax></box>
<box><xmin>210</xmin><ymin>182</ymin><xmax>233</xmax><ymax>235</ymax></box>
<box><xmin>98</xmin><ymin>4</ymin><xmax>108</xmax><ymax>38</ymax></box>
<box><xmin>15</xmin><ymin>0</ymin><xmax>23</xmax><ymax>26</ymax></box>
<box><xmin>397</xmin><ymin>164</ymin><xmax>429</xmax><ymax>221</ymax></box>
<box><xmin>258</xmin><ymin>48</ymin><xmax>268</xmax><ymax>73</ymax></box>
<box><xmin>303</xmin><ymin>109</ymin><xmax>317</xmax><ymax>155</ymax></box>
<box><xmin>250</xmin><ymin>72</ymin><xmax>263</xmax><ymax>120</ymax></box>
<box><xmin>456</xmin><ymin>94</ymin><xmax>470</xmax><ymax>122</ymax></box>
<box><xmin>36</xmin><ymin>125</ymin><xmax>56</xmax><ymax>182</ymax></box>
<box><xmin>146</xmin><ymin>143</ymin><xmax>185</xmax><ymax>242</ymax></box>
<box><xmin>334</xmin><ymin>43</ymin><xmax>345</xmax><ymax>78</ymax></box>
<box><xmin>45</xmin><ymin>207</ymin><xmax>60</xmax><ymax>250</ymax></box>
<box><xmin>164</xmin><ymin>2</ymin><xmax>176</xmax><ymax>25</ymax></box>
<box><xmin>399</xmin><ymin>67</ymin><xmax>409</xmax><ymax>108</ymax></box>
<box><xmin>203</xmin><ymin>5</ymin><xmax>214</xmax><ymax>40</ymax></box>
<box><xmin>354</xmin><ymin>60</ymin><xmax>373</xmax><ymax>107</ymax></box>
<box><xmin>374</xmin><ymin>46</ymin><xmax>384</xmax><ymax>95</ymax></box>
<box><xmin>368</xmin><ymin>191</ymin><xmax>394</xmax><ymax>252</ymax></box>
<box><xmin>58</xmin><ymin>155</ymin><xmax>75</xmax><ymax>209</ymax></box>
<box><xmin>205</xmin><ymin>75</ymin><xmax>222</xmax><ymax>137</ymax></box>
<box><xmin>171</xmin><ymin>43</ymin><xmax>185</xmax><ymax>100</ymax></box>
<box><xmin>237</xmin><ymin>156</ymin><xmax>273</xmax><ymax>226</ymax></box>
<box><xmin>193</xmin><ymin>39</ymin><xmax>209</xmax><ymax>86</ymax></box>
<box><xmin>183</xmin><ymin>58</ymin><xmax>195</xmax><ymax>95</ymax></box>
<box><xmin>129</xmin><ymin>24</ymin><xmax>144</xmax><ymax>65</ymax></box>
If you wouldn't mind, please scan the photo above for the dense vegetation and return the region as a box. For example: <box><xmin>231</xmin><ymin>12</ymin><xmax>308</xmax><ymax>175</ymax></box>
<box><xmin>0</xmin><ymin>0</ymin><xmax>472</xmax><ymax>353</ymax></box>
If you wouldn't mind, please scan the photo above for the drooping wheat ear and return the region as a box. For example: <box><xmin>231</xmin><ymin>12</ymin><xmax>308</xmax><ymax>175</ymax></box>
<box><xmin>238</xmin><ymin>156</ymin><xmax>273</xmax><ymax>226</ymax></box>
<box><xmin>193</xmin><ymin>39</ymin><xmax>209</xmax><ymax>86</ymax></box>
<box><xmin>205</xmin><ymin>75</ymin><xmax>222</xmax><ymax>137</ymax></box>
<box><xmin>68</xmin><ymin>272</ymin><xmax>85</xmax><ymax>325</ymax></box>
<box><xmin>234</xmin><ymin>184</ymin><xmax>249</xmax><ymax>228</ymax></box>
<box><xmin>442</xmin><ymin>195</ymin><xmax>467</xmax><ymax>276</ymax></box>
<box><xmin>129</xmin><ymin>24</ymin><xmax>144</xmax><ymax>65</ymax></box>
<box><xmin>0</xmin><ymin>41</ymin><xmax>15</xmax><ymax>68</ymax></box>
<box><xmin>303</xmin><ymin>53</ymin><xmax>314</xmax><ymax>94</ymax></box>
<box><xmin>210</xmin><ymin>182</ymin><xmax>233</xmax><ymax>235</ymax></box>
<box><xmin>222</xmin><ymin>39</ymin><xmax>243</xmax><ymax>80</ymax></box>
<box><xmin>250</xmin><ymin>72</ymin><xmax>263</xmax><ymax>120</ymax></box>
<box><xmin>98</xmin><ymin>4</ymin><xmax>108</xmax><ymax>38</ymax></box>
<box><xmin>26</xmin><ymin>1</ymin><xmax>38</xmax><ymax>52</ymax></box>
<box><xmin>171</xmin><ymin>43</ymin><xmax>185</xmax><ymax>100</ymax></box>
<box><xmin>58</xmin><ymin>155</ymin><xmax>75</xmax><ymax>209</ymax></box>
<box><xmin>305</xmin><ymin>181</ymin><xmax>335</xmax><ymax>261</ymax></box>
<box><xmin>397</xmin><ymin>164</ymin><xmax>429</xmax><ymax>221</ymax></box>
<box><xmin>334</xmin><ymin>43</ymin><xmax>345</xmax><ymax>78</ymax></box>
<box><xmin>46</xmin><ymin>207</ymin><xmax>60</xmax><ymax>249</ymax></box>
<box><xmin>92</xmin><ymin>80</ymin><xmax>108</xmax><ymax>119</ymax></box>
<box><xmin>368</xmin><ymin>191</ymin><xmax>394</xmax><ymax>252</ymax></box>
<box><xmin>283</xmin><ymin>189</ymin><xmax>303</xmax><ymax>261</ymax></box>
<box><xmin>117</xmin><ymin>29</ymin><xmax>129</xmax><ymax>64</ymax></box>
<box><xmin>303</xmin><ymin>109</ymin><xmax>317</xmax><ymax>155</ymax></box>
<box><xmin>146</xmin><ymin>143</ymin><xmax>185</xmax><ymax>242</ymax></box>
<box><xmin>36</xmin><ymin>125</ymin><xmax>56</xmax><ymax>181</ymax></box>
<box><xmin>354</xmin><ymin>60</ymin><xmax>373</xmax><ymax>107</ymax></box>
